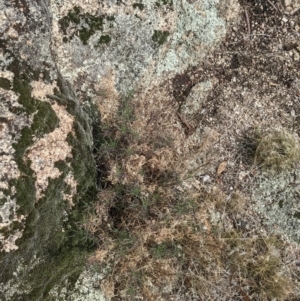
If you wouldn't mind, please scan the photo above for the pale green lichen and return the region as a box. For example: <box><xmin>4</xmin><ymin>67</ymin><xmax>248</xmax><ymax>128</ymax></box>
<box><xmin>252</xmin><ymin>170</ymin><xmax>300</xmax><ymax>243</ymax></box>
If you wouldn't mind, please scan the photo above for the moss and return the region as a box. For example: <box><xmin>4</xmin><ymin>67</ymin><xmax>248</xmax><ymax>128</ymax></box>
<box><xmin>132</xmin><ymin>3</ymin><xmax>144</xmax><ymax>10</ymax></box>
<box><xmin>106</xmin><ymin>16</ymin><xmax>115</xmax><ymax>22</ymax></box>
<box><xmin>0</xmin><ymin>77</ymin><xmax>11</xmax><ymax>90</ymax></box>
<box><xmin>294</xmin><ymin>212</ymin><xmax>300</xmax><ymax>219</ymax></box>
<box><xmin>58</xmin><ymin>6</ymin><xmax>115</xmax><ymax>45</ymax></box>
<box><xmin>2</xmin><ymin>172</ymin><xmax>95</xmax><ymax>300</ymax></box>
<box><xmin>155</xmin><ymin>0</ymin><xmax>173</xmax><ymax>8</ymax></box>
<box><xmin>58</xmin><ymin>6</ymin><xmax>81</xmax><ymax>34</ymax></box>
<box><xmin>78</xmin><ymin>27</ymin><xmax>92</xmax><ymax>45</ymax></box>
<box><xmin>8</xmin><ymin>78</ymin><xmax>59</xmax><ymax>216</ymax></box>
<box><xmin>152</xmin><ymin>30</ymin><xmax>170</xmax><ymax>46</ymax></box>
<box><xmin>0</xmin><ymin>221</ymin><xmax>23</xmax><ymax>239</ymax></box>
<box><xmin>279</xmin><ymin>199</ymin><xmax>284</xmax><ymax>208</ymax></box>
<box><xmin>0</xmin><ymin>61</ymin><xmax>99</xmax><ymax>300</ymax></box>
<box><xmin>97</xmin><ymin>34</ymin><xmax>111</xmax><ymax>45</ymax></box>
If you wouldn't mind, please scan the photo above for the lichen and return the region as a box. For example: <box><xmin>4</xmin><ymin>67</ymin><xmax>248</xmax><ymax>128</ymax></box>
<box><xmin>252</xmin><ymin>170</ymin><xmax>300</xmax><ymax>243</ymax></box>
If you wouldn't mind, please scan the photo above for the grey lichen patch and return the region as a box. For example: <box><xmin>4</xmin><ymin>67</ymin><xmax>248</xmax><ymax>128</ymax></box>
<box><xmin>180</xmin><ymin>80</ymin><xmax>215</xmax><ymax>117</ymax></box>
<box><xmin>252</xmin><ymin>170</ymin><xmax>300</xmax><ymax>243</ymax></box>
<box><xmin>0</xmin><ymin>195</ymin><xmax>26</xmax><ymax>252</ymax></box>
<box><xmin>155</xmin><ymin>0</ymin><xmax>230</xmax><ymax>74</ymax></box>
<box><xmin>49</xmin><ymin>268</ymin><xmax>106</xmax><ymax>301</ymax></box>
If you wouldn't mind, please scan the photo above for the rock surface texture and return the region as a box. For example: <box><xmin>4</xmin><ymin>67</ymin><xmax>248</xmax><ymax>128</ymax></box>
<box><xmin>9</xmin><ymin>0</ymin><xmax>300</xmax><ymax>300</ymax></box>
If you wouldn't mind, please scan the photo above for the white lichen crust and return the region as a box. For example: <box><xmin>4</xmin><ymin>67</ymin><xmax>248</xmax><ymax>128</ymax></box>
<box><xmin>49</xmin><ymin>268</ymin><xmax>107</xmax><ymax>301</ymax></box>
<box><xmin>253</xmin><ymin>170</ymin><xmax>300</xmax><ymax>243</ymax></box>
<box><xmin>0</xmin><ymin>88</ymin><xmax>31</xmax><ymax>252</ymax></box>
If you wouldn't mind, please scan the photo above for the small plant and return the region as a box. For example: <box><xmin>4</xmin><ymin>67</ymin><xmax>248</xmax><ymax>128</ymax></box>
<box><xmin>224</xmin><ymin>234</ymin><xmax>293</xmax><ymax>301</ymax></box>
<box><xmin>254</xmin><ymin>129</ymin><xmax>300</xmax><ymax>171</ymax></box>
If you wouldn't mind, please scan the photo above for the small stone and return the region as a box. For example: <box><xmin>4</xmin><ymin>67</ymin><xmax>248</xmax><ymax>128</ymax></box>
<box><xmin>295</xmin><ymin>260</ymin><xmax>300</xmax><ymax>266</ymax></box>
<box><xmin>284</xmin><ymin>0</ymin><xmax>292</xmax><ymax>6</ymax></box>
<box><xmin>282</xmin><ymin>16</ymin><xmax>288</xmax><ymax>23</ymax></box>
<box><xmin>203</xmin><ymin>175</ymin><xmax>210</xmax><ymax>183</ymax></box>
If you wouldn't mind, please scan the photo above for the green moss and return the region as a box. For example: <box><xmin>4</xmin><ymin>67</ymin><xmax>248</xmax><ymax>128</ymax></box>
<box><xmin>152</xmin><ymin>30</ymin><xmax>170</xmax><ymax>46</ymax></box>
<box><xmin>54</xmin><ymin>160</ymin><xmax>70</xmax><ymax>175</ymax></box>
<box><xmin>0</xmin><ymin>65</ymin><xmax>99</xmax><ymax>300</ymax></box>
<box><xmin>279</xmin><ymin>199</ymin><xmax>284</xmax><ymax>208</ymax></box>
<box><xmin>97</xmin><ymin>34</ymin><xmax>111</xmax><ymax>45</ymax></box>
<box><xmin>155</xmin><ymin>0</ymin><xmax>173</xmax><ymax>8</ymax></box>
<box><xmin>8</xmin><ymin>79</ymin><xmax>59</xmax><ymax>215</ymax></box>
<box><xmin>58</xmin><ymin>6</ymin><xmax>115</xmax><ymax>45</ymax></box>
<box><xmin>68</xmin><ymin>6</ymin><xmax>81</xmax><ymax>24</ymax></box>
<box><xmin>106</xmin><ymin>16</ymin><xmax>115</xmax><ymax>21</ymax></box>
<box><xmin>0</xmin><ymin>77</ymin><xmax>11</xmax><ymax>90</ymax></box>
<box><xmin>58</xmin><ymin>6</ymin><xmax>81</xmax><ymax>34</ymax></box>
<box><xmin>78</xmin><ymin>27</ymin><xmax>92</xmax><ymax>45</ymax></box>
<box><xmin>0</xmin><ymin>221</ymin><xmax>23</xmax><ymax>239</ymax></box>
<box><xmin>132</xmin><ymin>3</ymin><xmax>144</xmax><ymax>10</ymax></box>
<box><xmin>294</xmin><ymin>212</ymin><xmax>300</xmax><ymax>219</ymax></box>
<box><xmin>0</xmin><ymin>50</ymin><xmax>103</xmax><ymax>299</ymax></box>
<box><xmin>10</xmin><ymin>176</ymin><xmax>36</xmax><ymax>215</ymax></box>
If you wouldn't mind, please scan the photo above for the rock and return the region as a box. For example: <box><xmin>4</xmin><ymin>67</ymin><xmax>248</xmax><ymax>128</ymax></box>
<box><xmin>252</xmin><ymin>171</ymin><xmax>300</xmax><ymax>243</ymax></box>
<box><xmin>180</xmin><ymin>80</ymin><xmax>216</xmax><ymax>118</ymax></box>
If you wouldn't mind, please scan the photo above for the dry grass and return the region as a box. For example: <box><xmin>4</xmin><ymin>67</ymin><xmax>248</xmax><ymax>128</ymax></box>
<box><xmin>254</xmin><ymin>129</ymin><xmax>300</xmax><ymax>172</ymax></box>
<box><xmin>86</xmin><ymin>187</ymin><xmax>293</xmax><ymax>300</ymax></box>
<box><xmin>86</xmin><ymin>94</ymin><xmax>296</xmax><ymax>300</ymax></box>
